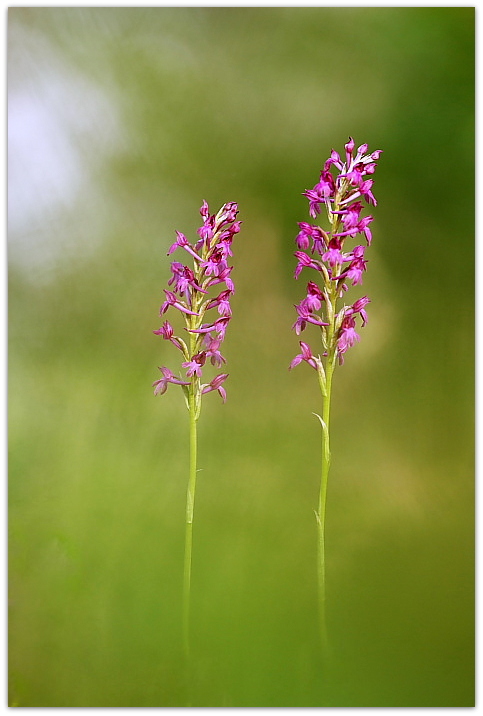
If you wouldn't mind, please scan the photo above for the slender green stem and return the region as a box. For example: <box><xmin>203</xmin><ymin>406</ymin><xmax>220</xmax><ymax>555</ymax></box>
<box><xmin>316</xmin><ymin>197</ymin><xmax>342</xmax><ymax>656</ymax></box>
<box><xmin>183</xmin><ymin>384</ymin><xmax>198</xmax><ymax>661</ymax></box>
<box><xmin>182</xmin><ymin>292</ymin><xmax>203</xmax><ymax>663</ymax></box>
<box><xmin>316</xmin><ymin>350</ymin><xmax>335</xmax><ymax>655</ymax></box>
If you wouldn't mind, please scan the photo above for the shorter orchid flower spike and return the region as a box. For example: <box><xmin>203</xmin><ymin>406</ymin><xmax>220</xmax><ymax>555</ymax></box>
<box><xmin>153</xmin><ymin>200</ymin><xmax>241</xmax><ymax>404</ymax></box>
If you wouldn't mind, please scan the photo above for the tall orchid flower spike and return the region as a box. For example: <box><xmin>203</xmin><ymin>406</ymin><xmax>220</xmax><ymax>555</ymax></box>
<box><xmin>152</xmin><ymin>201</ymin><xmax>241</xmax><ymax>661</ymax></box>
<box><xmin>291</xmin><ymin>138</ymin><xmax>382</xmax><ymax>654</ymax></box>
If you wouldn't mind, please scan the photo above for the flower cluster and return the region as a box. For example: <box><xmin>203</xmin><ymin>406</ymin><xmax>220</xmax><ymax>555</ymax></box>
<box><xmin>291</xmin><ymin>138</ymin><xmax>381</xmax><ymax>369</ymax></box>
<box><xmin>153</xmin><ymin>201</ymin><xmax>241</xmax><ymax>407</ymax></box>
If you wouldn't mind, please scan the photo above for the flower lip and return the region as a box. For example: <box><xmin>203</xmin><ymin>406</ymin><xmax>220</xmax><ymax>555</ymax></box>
<box><xmin>153</xmin><ymin>366</ymin><xmax>190</xmax><ymax>395</ymax></box>
<box><xmin>182</xmin><ymin>351</ymin><xmax>207</xmax><ymax>378</ymax></box>
<box><xmin>202</xmin><ymin>373</ymin><xmax>229</xmax><ymax>402</ymax></box>
<box><xmin>187</xmin><ymin>316</ymin><xmax>230</xmax><ymax>335</ymax></box>
<box><xmin>337</xmin><ymin>315</ymin><xmax>360</xmax><ymax>356</ymax></box>
<box><xmin>160</xmin><ymin>290</ymin><xmax>200</xmax><ymax>316</ymax></box>
<box><xmin>289</xmin><ymin>340</ymin><xmax>319</xmax><ymax>371</ymax></box>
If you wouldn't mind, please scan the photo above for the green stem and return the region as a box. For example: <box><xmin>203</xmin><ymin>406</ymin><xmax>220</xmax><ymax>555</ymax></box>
<box><xmin>314</xmin><ymin>178</ymin><xmax>351</xmax><ymax>657</ymax></box>
<box><xmin>316</xmin><ymin>225</ymin><xmax>339</xmax><ymax>656</ymax></box>
<box><xmin>183</xmin><ymin>384</ymin><xmax>198</xmax><ymax>661</ymax></box>
<box><xmin>316</xmin><ymin>351</ymin><xmax>335</xmax><ymax>655</ymax></box>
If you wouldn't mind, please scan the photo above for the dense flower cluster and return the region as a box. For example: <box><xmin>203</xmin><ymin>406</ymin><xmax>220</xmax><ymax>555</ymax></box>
<box><xmin>291</xmin><ymin>138</ymin><xmax>382</xmax><ymax>369</ymax></box>
<box><xmin>153</xmin><ymin>201</ymin><xmax>241</xmax><ymax>405</ymax></box>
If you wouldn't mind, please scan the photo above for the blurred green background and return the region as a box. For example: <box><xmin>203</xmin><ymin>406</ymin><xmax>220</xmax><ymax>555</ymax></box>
<box><xmin>8</xmin><ymin>7</ymin><xmax>474</xmax><ymax>707</ymax></box>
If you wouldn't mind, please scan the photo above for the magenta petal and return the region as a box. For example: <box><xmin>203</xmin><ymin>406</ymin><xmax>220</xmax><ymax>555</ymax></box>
<box><xmin>289</xmin><ymin>354</ymin><xmax>303</xmax><ymax>370</ymax></box>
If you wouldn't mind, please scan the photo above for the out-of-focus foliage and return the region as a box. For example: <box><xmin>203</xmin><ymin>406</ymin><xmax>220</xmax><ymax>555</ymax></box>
<box><xmin>8</xmin><ymin>7</ymin><xmax>474</xmax><ymax>707</ymax></box>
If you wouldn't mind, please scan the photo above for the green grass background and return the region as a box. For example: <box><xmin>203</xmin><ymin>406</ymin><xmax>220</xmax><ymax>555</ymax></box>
<box><xmin>8</xmin><ymin>7</ymin><xmax>474</xmax><ymax>706</ymax></box>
